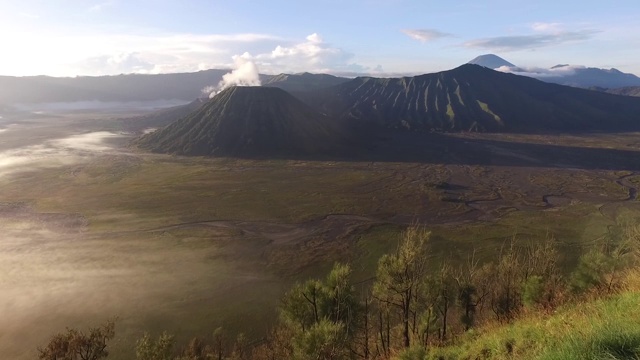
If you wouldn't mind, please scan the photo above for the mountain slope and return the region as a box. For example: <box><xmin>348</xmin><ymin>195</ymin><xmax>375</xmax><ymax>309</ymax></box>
<box><xmin>427</xmin><ymin>289</ymin><xmax>640</xmax><ymax>360</ymax></box>
<box><xmin>136</xmin><ymin>86</ymin><xmax>349</xmax><ymax>157</ymax></box>
<box><xmin>310</xmin><ymin>64</ymin><xmax>640</xmax><ymax>133</ymax></box>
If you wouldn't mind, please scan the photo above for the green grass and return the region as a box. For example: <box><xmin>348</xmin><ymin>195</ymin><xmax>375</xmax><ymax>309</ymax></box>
<box><xmin>424</xmin><ymin>290</ymin><xmax>640</xmax><ymax>360</ymax></box>
<box><xmin>477</xmin><ymin>100</ymin><xmax>502</xmax><ymax>123</ymax></box>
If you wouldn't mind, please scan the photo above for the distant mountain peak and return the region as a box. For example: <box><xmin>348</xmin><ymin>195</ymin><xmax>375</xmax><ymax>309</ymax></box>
<box><xmin>467</xmin><ymin>54</ymin><xmax>516</xmax><ymax>69</ymax></box>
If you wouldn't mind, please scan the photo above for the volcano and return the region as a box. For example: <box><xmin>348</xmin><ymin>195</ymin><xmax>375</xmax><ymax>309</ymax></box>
<box><xmin>136</xmin><ymin>86</ymin><xmax>350</xmax><ymax>157</ymax></box>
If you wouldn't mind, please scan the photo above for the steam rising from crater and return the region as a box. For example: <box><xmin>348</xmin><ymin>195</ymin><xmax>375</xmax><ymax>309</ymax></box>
<box><xmin>202</xmin><ymin>52</ymin><xmax>261</xmax><ymax>98</ymax></box>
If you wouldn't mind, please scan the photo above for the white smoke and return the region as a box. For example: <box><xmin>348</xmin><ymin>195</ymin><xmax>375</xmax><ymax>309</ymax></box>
<box><xmin>203</xmin><ymin>52</ymin><xmax>261</xmax><ymax>98</ymax></box>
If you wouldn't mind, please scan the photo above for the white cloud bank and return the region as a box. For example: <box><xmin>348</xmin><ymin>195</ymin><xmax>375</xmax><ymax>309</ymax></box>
<box><xmin>1</xmin><ymin>29</ymin><xmax>368</xmax><ymax>77</ymax></box>
<box><xmin>495</xmin><ymin>64</ymin><xmax>587</xmax><ymax>78</ymax></box>
<box><xmin>255</xmin><ymin>33</ymin><xmax>363</xmax><ymax>74</ymax></box>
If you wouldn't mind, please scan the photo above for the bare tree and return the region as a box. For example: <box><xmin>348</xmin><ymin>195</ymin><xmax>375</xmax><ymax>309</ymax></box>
<box><xmin>38</xmin><ymin>320</ymin><xmax>116</xmax><ymax>360</ymax></box>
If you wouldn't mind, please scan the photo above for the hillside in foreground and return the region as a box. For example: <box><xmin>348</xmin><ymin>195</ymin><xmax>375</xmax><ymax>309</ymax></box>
<box><xmin>426</xmin><ymin>283</ymin><xmax>640</xmax><ymax>360</ymax></box>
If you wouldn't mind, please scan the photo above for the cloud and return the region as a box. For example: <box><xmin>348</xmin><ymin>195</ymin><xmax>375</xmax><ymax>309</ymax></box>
<box><xmin>81</xmin><ymin>52</ymin><xmax>155</xmax><ymax>74</ymax></box>
<box><xmin>203</xmin><ymin>52</ymin><xmax>261</xmax><ymax>98</ymax></box>
<box><xmin>1</xmin><ymin>31</ymin><xmax>282</xmax><ymax>76</ymax></box>
<box><xmin>531</xmin><ymin>22</ymin><xmax>563</xmax><ymax>33</ymax></box>
<box><xmin>495</xmin><ymin>64</ymin><xmax>586</xmax><ymax>78</ymax></box>
<box><xmin>401</xmin><ymin>29</ymin><xmax>452</xmax><ymax>42</ymax></box>
<box><xmin>3</xmin><ymin>29</ymin><xmax>370</xmax><ymax>77</ymax></box>
<box><xmin>464</xmin><ymin>29</ymin><xmax>599</xmax><ymax>52</ymax></box>
<box><xmin>89</xmin><ymin>1</ymin><xmax>115</xmax><ymax>12</ymax></box>
<box><xmin>255</xmin><ymin>33</ymin><xmax>360</xmax><ymax>74</ymax></box>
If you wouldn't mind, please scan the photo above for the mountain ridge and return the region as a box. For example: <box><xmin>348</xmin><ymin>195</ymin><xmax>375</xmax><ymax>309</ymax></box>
<box><xmin>306</xmin><ymin>64</ymin><xmax>640</xmax><ymax>133</ymax></box>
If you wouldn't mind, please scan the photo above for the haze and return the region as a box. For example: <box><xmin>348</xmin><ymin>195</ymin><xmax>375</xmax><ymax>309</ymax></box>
<box><xmin>2</xmin><ymin>1</ymin><xmax>640</xmax><ymax>359</ymax></box>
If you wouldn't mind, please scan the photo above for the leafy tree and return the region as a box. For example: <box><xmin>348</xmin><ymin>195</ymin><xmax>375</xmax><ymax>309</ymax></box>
<box><xmin>521</xmin><ymin>275</ymin><xmax>545</xmax><ymax>308</ymax></box>
<box><xmin>281</xmin><ymin>263</ymin><xmax>358</xmax><ymax>333</ymax></box>
<box><xmin>373</xmin><ymin>226</ymin><xmax>430</xmax><ymax>348</ymax></box>
<box><xmin>321</xmin><ymin>263</ymin><xmax>359</xmax><ymax>335</ymax></box>
<box><xmin>570</xmin><ymin>249</ymin><xmax>618</xmax><ymax>294</ymax></box>
<box><xmin>38</xmin><ymin>320</ymin><xmax>116</xmax><ymax>360</ymax></box>
<box><xmin>292</xmin><ymin>319</ymin><xmax>348</xmax><ymax>360</ymax></box>
<box><xmin>280</xmin><ymin>263</ymin><xmax>359</xmax><ymax>359</ymax></box>
<box><xmin>281</xmin><ymin>280</ymin><xmax>324</xmax><ymax>331</ymax></box>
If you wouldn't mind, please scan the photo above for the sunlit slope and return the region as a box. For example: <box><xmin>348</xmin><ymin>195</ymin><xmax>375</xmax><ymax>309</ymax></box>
<box><xmin>136</xmin><ymin>86</ymin><xmax>349</xmax><ymax>157</ymax></box>
<box><xmin>425</xmin><ymin>289</ymin><xmax>640</xmax><ymax>360</ymax></box>
<box><xmin>313</xmin><ymin>64</ymin><xmax>640</xmax><ymax>132</ymax></box>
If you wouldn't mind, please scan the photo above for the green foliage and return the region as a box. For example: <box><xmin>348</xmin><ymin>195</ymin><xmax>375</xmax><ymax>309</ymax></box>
<box><xmin>521</xmin><ymin>275</ymin><xmax>545</xmax><ymax>308</ymax></box>
<box><xmin>570</xmin><ymin>249</ymin><xmax>617</xmax><ymax>294</ymax></box>
<box><xmin>396</xmin><ymin>345</ymin><xmax>428</xmax><ymax>360</ymax></box>
<box><xmin>374</xmin><ymin>227</ymin><xmax>430</xmax><ymax>348</ymax></box>
<box><xmin>280</xmin><ymin>263</ymin><xmax>359</xmax><ymax>359</ymax></box>
<box><xmin>37</xmin><ymin>320</ymin><xmax>116</xmax><ymax>360</ymax></box>
<box><xmin>135</xmin><ymin>332</ymin><xmax>175</xmax><ymax>360</ymax></box>
<box><xmin>321</xmin><ymin>263</ymin><xmax>359</xmax><ymax>334</ymax></box>
<box><xmin>292</xmin><ymin>319</ymin><xmax>349</xmax><ymax>360</ymax></box>
<box><xmin>281</xmin><ymin>263</ymin><xmax>358</xmax><ymax>331</ymax></box>
<box><xmin>281</xmin><ymin>280</ymin><xmax>325</xmax><ymax>331</ymax></box>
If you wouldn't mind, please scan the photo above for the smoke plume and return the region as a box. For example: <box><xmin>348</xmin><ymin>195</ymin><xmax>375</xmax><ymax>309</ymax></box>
<box><xmin>203</xmin><ymin>52</ymin><xmax>261</xmax><ymax>98</ymax></box>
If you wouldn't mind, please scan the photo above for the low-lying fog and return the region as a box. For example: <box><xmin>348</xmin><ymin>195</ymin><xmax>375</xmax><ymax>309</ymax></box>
<box><xmin>0</xmin><ymin>130</ymin><xmax>123</xmax><ymax>178</ymax></box>
<box><xmin>0</xmin><ymin>114</ymin><xmax>280</xmax><ymax>359</ymax></box>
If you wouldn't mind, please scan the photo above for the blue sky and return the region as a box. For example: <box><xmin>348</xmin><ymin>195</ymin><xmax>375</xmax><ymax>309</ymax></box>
<box><xmin>1</xmin><ymin>0</ymin><xmax>638</xmax><ymax>77</ymax></box>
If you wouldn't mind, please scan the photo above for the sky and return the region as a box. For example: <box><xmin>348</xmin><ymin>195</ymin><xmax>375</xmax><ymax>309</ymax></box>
<box><xmin>0</xmin><ymin>0</ymin><xmax>639</xmax><ymax>77</ymax></box>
